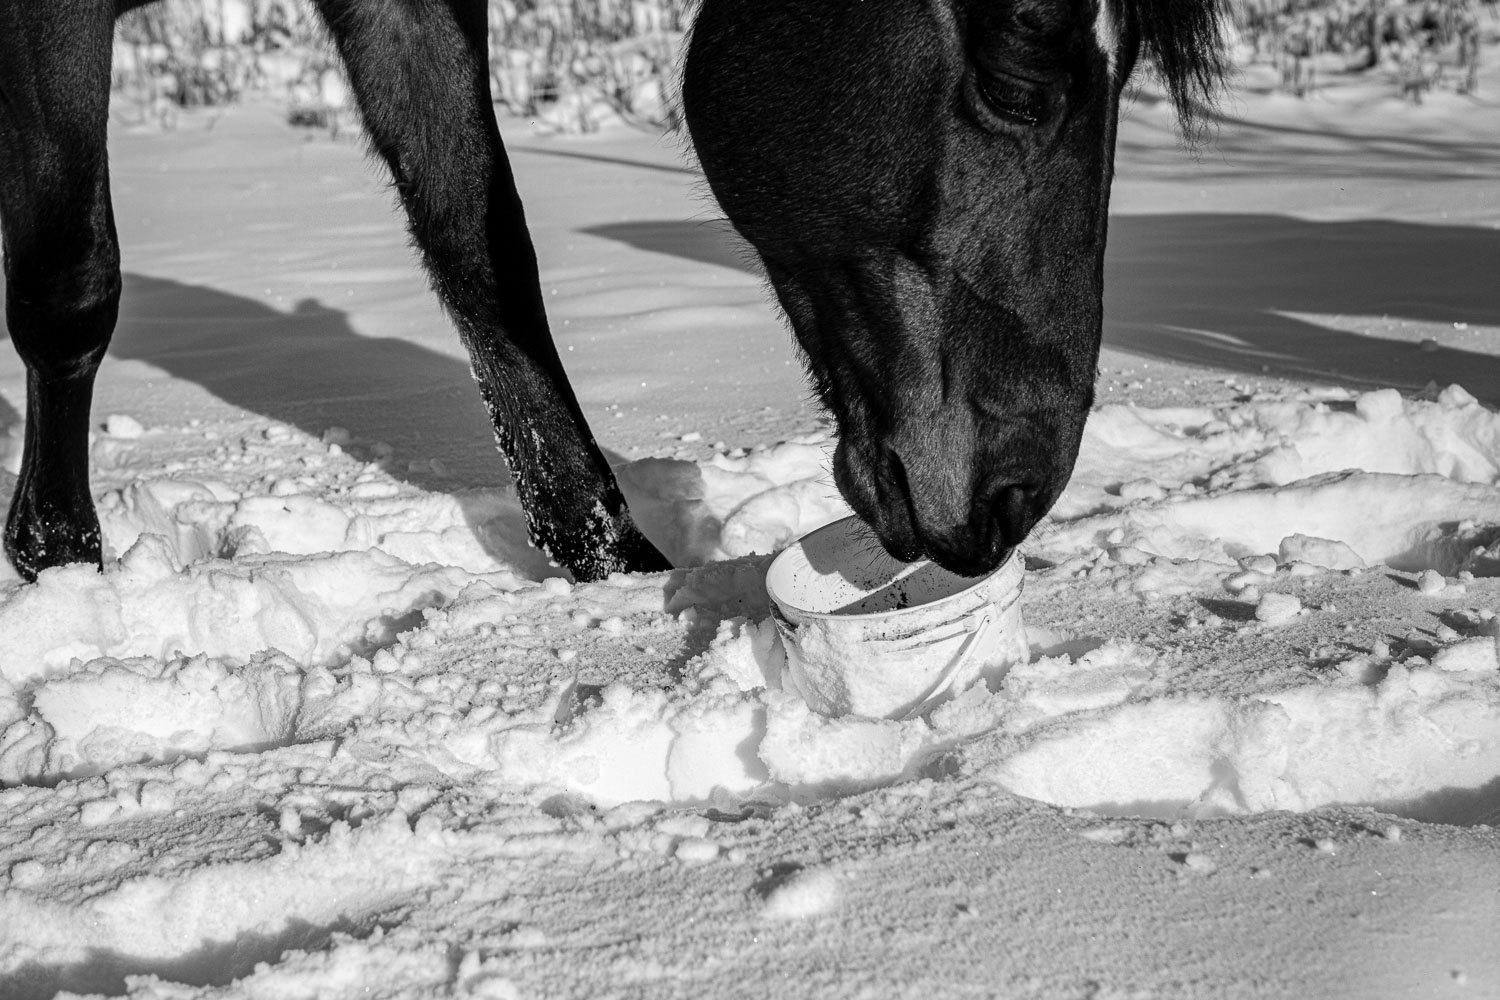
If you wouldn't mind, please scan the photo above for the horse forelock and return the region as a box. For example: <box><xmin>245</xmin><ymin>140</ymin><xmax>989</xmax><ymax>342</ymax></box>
<box><xmin>1123</xmin><ymin>0</ymin><xmax>1230</xmax><ymax>135</ymax></box>
<box><xmin>1093</xmin><ymin>0</ymin><xmax>1120</xmax><ymax>79</ymax></box>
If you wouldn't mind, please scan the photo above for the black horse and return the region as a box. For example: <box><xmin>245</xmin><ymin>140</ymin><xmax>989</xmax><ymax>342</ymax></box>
<box><xmin>0</xmin><ymin>0</ymin><xmax>1224</xmax><ymax>584</ymax></box>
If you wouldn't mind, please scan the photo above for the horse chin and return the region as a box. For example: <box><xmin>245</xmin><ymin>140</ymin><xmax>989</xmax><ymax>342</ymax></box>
<box><xmin>832</xmin><ymin>438</ymin><xmax>1019</xmax><ymax>579</ymax></box>
<box><xmin>865</xmin><ymin>512</ymin><xmax>1017</xmax><ymax>579</ymax></box>
<box><xmin>924</xmin><ymin>542</ymin><xmax>1016</xmax><ymax>579</ymax></box>
<box><xmin>884</xmin><ymin>523</ymin><xmax>1017</xmax><ymax>579</ymax></box>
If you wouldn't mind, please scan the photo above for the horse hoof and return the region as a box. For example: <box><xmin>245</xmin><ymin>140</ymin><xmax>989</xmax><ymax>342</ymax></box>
<box><xmin>614</xmin><ymin>522</ymin><xmax>673</xmax><ymax>576</ymax></box>
<box><xmin>558</xmin><ymin>512</ymin><xmax>671</xmax><ymax>583</ymax></box>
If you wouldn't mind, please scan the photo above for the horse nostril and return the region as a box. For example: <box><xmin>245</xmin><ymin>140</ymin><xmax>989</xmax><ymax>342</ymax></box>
<box><xmin>876</xmin><ymin>446</ymin><xmax>924</xmax><ymax>551</ymax></box>
<box><xmin>990</xmin><ymin>482</ymin><xmax>1036</xmax><ymax>548</ymax></box>
<box><xmin>882</xmin><ymin>445</ymin><xmax>905</xmax><ymax>490</ymax></box>
<box><xmin>881</xmin><ymin>444</ymin><xmax>917</xmax><ymax>518</ymax></box>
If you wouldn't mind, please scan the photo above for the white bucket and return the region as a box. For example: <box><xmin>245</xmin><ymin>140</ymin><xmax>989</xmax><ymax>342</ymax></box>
<box><xmin>765</xmin><ymin>515</ymin><xmax>1027</xmax><ymax>719</ymax></box>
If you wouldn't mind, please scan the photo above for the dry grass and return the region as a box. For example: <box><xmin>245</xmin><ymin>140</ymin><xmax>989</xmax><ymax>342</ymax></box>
<box><xmin>110</xmin><ymin>0</ymin><xmax>1494</xmax><ymax>131</ymax></box>
<box><xmin>112</xmin><ymin>0</ymin><xmax>691</xmax><ymax>132</ymax></box>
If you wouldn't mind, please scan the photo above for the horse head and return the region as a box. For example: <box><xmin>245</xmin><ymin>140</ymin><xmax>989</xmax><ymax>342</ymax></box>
<box><xmin>684</xmin><ymin>0</ymin><xmax>1223</xmax><ymax>576</ymax></box>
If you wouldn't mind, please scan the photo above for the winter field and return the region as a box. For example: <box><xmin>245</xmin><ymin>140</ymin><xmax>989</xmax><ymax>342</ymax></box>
<box><xmin>2</xmin><ymin>41</ymin><xmax>1500</xmax><ymax>1000</ymax></box>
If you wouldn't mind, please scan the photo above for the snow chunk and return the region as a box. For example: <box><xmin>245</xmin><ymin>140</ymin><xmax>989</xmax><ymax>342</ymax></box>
<box><xmin>1002</xmin><ymin>643</ymin><xmax>1156</xmax><ymax>720</ymax></box>
<box><xmin>1432</xmin><ymin>638</ymin><xmax>1499</xmax><ymax>674</ymax></box>
<box><xmin>104</xmin><ymin>414</ymin><xmax>145</xmax><ymax>439</ymax></box>
<box><xmin>988</xmin><ymin>662</ymin><xmax>1500</xmax><ymax>819</ymax></box>
<box><xmin>20</xmin><ymin>652</ymin><xmax>311</xmax><ymax>782</ymax></box>
<box><xmin>1417</xmin><ymin>570</ymin><xmax>1446</xmax><ymax>595</ymax></box>
<box><xmin>490</xmin><ymin>683</ymin><xmax>769</xmax><ymax>807</ymax></box>
<box><xmin>618</xmin><ymin>435</ymin><xmax>847</xmax><ymax>566</ymax></box>
<box><xmin>675</xmin><ymin>838</ymin><xmax>721</xmax><ymax>863</ymax></box>
<box><xmin>1355</xmin><ymin>388</ymin><xmax>1405</xmax><ymax>422</ymax></box>
<box><xmin>1255</xmin><ymin>592</ymin><xmax>1303</xmax><ymax>625</ymax></box>
<box><xmin>1182</xmin><ymin>852</ymin><xmax>1217</xmax><ymax>874</ymax></box>
<box><xmin>0</xmin><ymin>548</ymin><xmax>494</xmax><ymax>684</ymax></box>
<box><xmin>761</xmin><ymin>867</ymin><xmax>841</xmax><ymax>920</ymax></box>
<box><xmin>1278</xmin><ymin>534</ymin><xmax>1365</xmax><ymax>571</ymax></box>
<box><xmin>1039</xmin><ymin>470</ymin><xmax>1500</xmax><ymax>575</ymax></box>
<box><xmin>689</xmin><ymin>616</ymin><xmax>785</xmax><ymax>693</ymax></box>
<box><xmin>1051</xmin><ymin>389</ymin><xmax>1500</xmax><ymax>570</ymax></box>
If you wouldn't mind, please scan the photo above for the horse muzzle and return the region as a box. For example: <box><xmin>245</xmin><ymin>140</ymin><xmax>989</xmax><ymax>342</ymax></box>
<box><xmin>832</xmin><ymin>409</ymin><xmax>1067</xmax><ymax>578</ymax></box>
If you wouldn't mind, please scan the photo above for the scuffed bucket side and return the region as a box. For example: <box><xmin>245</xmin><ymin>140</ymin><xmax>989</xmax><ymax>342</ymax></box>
<box><xmin>770</xmin><ymin>553</ymin><xmax>1028</xmax><ymax>719</ymax></box>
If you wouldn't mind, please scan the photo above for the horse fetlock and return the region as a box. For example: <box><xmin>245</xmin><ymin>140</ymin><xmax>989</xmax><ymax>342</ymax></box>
<box><xmin>3</xmin><ymin>488</ymin><xmax>103</xmax><ymax>582</ymax></box>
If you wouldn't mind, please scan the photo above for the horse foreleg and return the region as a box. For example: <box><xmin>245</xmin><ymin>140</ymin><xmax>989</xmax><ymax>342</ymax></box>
<box><xmin>313</xmin><ymin>0</ymin><xmax>669</xmax><ymax>582</ymax></box>
<box><xmin>0</xmin><ymin>1</ymin><xmax>120</xmax><ymax>581</ymax></box>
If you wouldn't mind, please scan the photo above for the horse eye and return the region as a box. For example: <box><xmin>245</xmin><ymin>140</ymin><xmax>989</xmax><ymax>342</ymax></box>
<box><xmin>976</xmin><ymin>71</ymin><xmax>1047</xmax><ymax>127</ymax></box>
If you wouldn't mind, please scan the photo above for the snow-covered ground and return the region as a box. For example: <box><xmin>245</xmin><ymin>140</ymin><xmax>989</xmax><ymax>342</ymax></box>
<box><xmin>2</xmin><ymin>50</ymin><xmax>1499</xmax><ymax>1000</ymax></box>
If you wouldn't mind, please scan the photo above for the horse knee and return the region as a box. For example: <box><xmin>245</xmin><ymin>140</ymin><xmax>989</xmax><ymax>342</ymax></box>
<box><xmin>3</xmin><ymin>162</ymin><xmax>121</xmax><ymax>369</ymax></box>
<box><xmin>5</xmin><ymin>253</ymin><xmax>121</xmax><ymax>376</ymax></box>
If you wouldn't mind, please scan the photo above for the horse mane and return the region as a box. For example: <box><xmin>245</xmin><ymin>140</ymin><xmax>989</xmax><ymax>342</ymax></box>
<box><xmin>1127</xmin><ymin>0</ymin><xmax>1230</xmax><ymax>134</ymax></box>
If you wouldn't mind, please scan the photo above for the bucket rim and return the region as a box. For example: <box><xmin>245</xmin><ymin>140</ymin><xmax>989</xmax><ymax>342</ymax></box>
<box><xmin>765</xmin><ymin>515</ymin><xmax>1024</xmax><ymax>624</ymax></box>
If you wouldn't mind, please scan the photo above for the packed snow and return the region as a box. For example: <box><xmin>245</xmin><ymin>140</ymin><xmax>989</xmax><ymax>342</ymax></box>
<box><xmin>5</xmin><ymin>383</ymin><xmax>1498</xmax><ymax>819</ymax></box>
<box><xmin>2</xmin><ymin>46</ymin><xmax>1499</xmax><ymax>1000</ymax></box>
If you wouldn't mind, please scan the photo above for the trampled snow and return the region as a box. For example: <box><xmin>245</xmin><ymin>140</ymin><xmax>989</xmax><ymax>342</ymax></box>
<box><xmin>2</xmin><ymin>56</ymin><xmax>1499</xmax><ymax>1000</ymax></box>
<box><xmin>5</xmin><ymin>385</ymin><xmax>1497</xmax><ymax>820</ymax></box>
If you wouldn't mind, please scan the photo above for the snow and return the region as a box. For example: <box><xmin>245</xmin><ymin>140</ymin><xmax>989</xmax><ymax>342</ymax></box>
<box><xmin>2</xmin><ymin>52</ymin><xmax>1500</xmax><ymax>1000</ymax></box>
<box><xmin>758</xmin><ymin>866</ymin><xmax>842</xmax><ymax>921</ymax></box>
<box><xmin>1254</xmin><ymin>591</ymin><xmax>1303</xmax><ymax>623</ymax></box>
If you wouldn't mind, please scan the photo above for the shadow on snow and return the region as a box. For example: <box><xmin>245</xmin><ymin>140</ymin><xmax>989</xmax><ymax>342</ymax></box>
<box><xmin>586</xmin><ymin>213</ymin><xmax>1500</xmax><ymax>402</ymax></box>
<box><xmin>0</xmin><ymin>911</ymin><xmax>408</xmax><ymax>1000</ymax></box>
<box><xmin>0</xmin><ymin>271</ymin><xmax>581</xmax><ymax>578</ymax></box>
